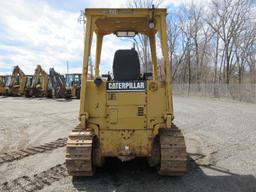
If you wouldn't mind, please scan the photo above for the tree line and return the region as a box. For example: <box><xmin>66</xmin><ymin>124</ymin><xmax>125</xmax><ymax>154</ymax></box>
<box><xmin>128</xmin><ymin>0</ymin><xmax>256</xmax><ymax>88</ymax></box>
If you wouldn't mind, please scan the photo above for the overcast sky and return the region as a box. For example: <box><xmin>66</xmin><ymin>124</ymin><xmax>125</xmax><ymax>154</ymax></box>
<box><xmin>0</xmin><ymin>0</ymin><xmax>204</xmax><ymax>75</ymax></box>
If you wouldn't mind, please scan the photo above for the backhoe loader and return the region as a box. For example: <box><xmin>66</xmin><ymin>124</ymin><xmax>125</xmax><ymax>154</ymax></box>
<box><xmin>26</xmin><ymin>75</ymin><xmax>33</xmax><ymax>88</ymax></box>
<box><xmin>2</xmin><ymin>75</ymin><xmax>11</xmax><ymax>95</ymax></box>
<box><xmin>65</xmin><ymin>8</ymin><xmax>187</xmax><ymax>176</ymax></box>
<box><xmin>0</xmin><ymin>75</ymin><xmax>6</xmax><ymax>95</ymax></box>
<box><xmin>65</xmin><ymin>73</ymin><xmax>81</xmax><ymax>99</ymax></box>
<box><xmin>5</xmin><ymin>66</ymin><xmax>27</xmax><ymax>96</ymax></box>
<box><xmin>25</xmin><ymin>65</ymin><xmax>50</xmax><ymax>97</ymax></box>
<box><xmin>49</xmin><ymin>68</ymin><xmax>69</xmax><ymax>98</ymax></box>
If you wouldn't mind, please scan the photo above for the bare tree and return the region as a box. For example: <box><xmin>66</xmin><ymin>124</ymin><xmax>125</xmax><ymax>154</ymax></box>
<box><xmin>207</xmin><ymin>0</ymin><xmax>251</xmax><ymax>84</ymax></box>
<box><xmin>126</xmin><ymin>0</ymin><xmax>256</xmax><ymax>100</ymax></box>
<box><xmin>167</xmin><ymin>11</ymin><xmax>186</xmax><ymax>80</ymax></box>
<box><xmin>168</xmin><ymin>0</ymin><xmax>255</xmax><ymax>100</ymax></box>
<box><xmin>127</xmin><ymin>0</ymin><xmax>163</xmax><ymax>73</ymax></box>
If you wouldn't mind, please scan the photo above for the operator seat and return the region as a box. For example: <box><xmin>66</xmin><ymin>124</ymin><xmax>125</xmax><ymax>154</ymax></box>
<box><xmin>113</xmin><ymin>48</ymin><xmax>140</xmax><ymax>81</ymax></box>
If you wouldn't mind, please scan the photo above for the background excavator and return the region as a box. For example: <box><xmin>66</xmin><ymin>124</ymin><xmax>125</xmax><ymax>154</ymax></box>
<box><xmin>49</xmin><ymin>68</ymin><xmax>69</xmax><ymax>98</ymax></box>
<box><xmin>65</xmin><ymin>73</ymin><xmax>81</xmax><ymax>99</ymax></box>
<box><xmin>5</xmin><ymin>66</ymin><xmax>27</xmax><ymax>96</ymax></box>
<box><xmin>25</xmin><ymin>65</ymin><xmax>51</xmax><ymax>97</ymax></box>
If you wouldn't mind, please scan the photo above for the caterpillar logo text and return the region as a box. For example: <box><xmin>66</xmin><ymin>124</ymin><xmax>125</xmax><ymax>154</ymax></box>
<box><xmin>107</xmin><ymin>81</ymin><xmax>145</xmax><ymax>92</ymax></box>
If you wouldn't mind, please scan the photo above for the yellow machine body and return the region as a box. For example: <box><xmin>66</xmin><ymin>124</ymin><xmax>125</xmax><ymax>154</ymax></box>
<box><xmin>25</xmin><ymin>65</ymin><xmax>50</xmax><ymax>97</ymax></box>
<box><xmin>65</xmin><ymin>73</ymin><xmax>81</xmax><ymax>99</ymax></box>
<box><xmin>66</xmin><ymin>8</ymin><xmax>187</xmax><ymax>176</ymax></box>
<box><xmin>1</xmin><ymin>75</ymin><xmax>11</xmax><ymax>95</ymax></box>
<box><xmin>84</xmin><ymin>80</ymin><xmax>166</xmax><ymax>157</ymax></box>
<box><xmin>5</xmin><ymin>66</ymin><xmax>27</xmax><ymax>96</ymax></box>
<box><xmin>0</xmin><ymin>75</ymin><xmax>5</xmax><ymax>95</ymax></box>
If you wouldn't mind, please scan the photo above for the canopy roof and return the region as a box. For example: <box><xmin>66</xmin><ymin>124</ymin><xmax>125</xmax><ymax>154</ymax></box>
<box><xmin>84</xmin><ymin>8</ymin><xmax>167</xmax><ymax>35</ymax></box>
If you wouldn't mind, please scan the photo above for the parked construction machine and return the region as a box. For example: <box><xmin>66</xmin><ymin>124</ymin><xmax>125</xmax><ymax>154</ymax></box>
<box><xmin>2</xmin><ymin>75</ymin><xmax>11</xmax><ymax>95</ymax></box>
<box><xmin>0</xmin><ymin>75</ymin><xmax>6</xmax><ymax>95</ymax></box>
<box><xmin>25</xmin><ymin>75</ymin><xmax>33</xmax><ymax>90</ymax></box>
<box><xmin>65</xmin><ymin>8</ymin><xmax>187</xmax><ymax>176</ymax></box>
<box><xmin>49</xmin><ymin>68</ymin><xmax>68</xmax><ymax>98</ymax></box>
<box><xmin>5</xmin><ymin>66</ymin><xmax>27</xmax><ymax>96</ymax></box>
<box><xmin>25</xmin><ymin>65</ymin><xmax>50</xmax><ymax>97</ymax></box>
<box><xmin>65</xmin><ymin>73</ymin><xmax>81</xmax><ymax>99</ymax></box>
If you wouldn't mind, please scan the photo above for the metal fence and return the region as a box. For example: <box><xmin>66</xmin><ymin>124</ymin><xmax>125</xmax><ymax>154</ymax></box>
<box><xmin>173</xmin><ymin>83</ymin><xmax>256</xmax><ymax>103</ymax></box>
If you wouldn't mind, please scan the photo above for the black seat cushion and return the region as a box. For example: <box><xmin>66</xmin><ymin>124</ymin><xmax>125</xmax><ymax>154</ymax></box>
<box><xmin>113</xmin><ymin>49</ymin><xmax>140</xmax><ymax>81</ymax></box>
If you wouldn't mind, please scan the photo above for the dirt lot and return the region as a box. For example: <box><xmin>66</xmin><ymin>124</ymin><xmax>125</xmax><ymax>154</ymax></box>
<box><xmin>0</xmin><ymin>96</ymin><xmax>256</xmax><ymax>192</ymax></box>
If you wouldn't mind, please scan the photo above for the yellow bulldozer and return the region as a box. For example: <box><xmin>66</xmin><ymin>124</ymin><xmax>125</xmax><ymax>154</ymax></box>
<box><xmin>5</xmin><ymin>66</ymin><xmax>27</xmax><ymax>96</ymax></box>
<box><xmin>25</xmin><ymin>65</ymin><xmax>51</xmax><ymax>97</ymax></box>
<box><xmin>65</xmin><ymin>8</ymin><xmax>187</xmax><ymax>176</ymax></box>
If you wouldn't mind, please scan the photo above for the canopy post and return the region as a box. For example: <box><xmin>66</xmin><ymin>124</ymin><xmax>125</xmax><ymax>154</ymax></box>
<box><xmin>95</xmin><ymin>33</ymin><xmax>103</xmax><ymax>77</ymax></box>
<box><xmin>159</xmin><ymin>14</ymin><xmax>173</xmax><ymax>127</ymax></box>
<box><xmin>80</xmin><ymin>15</ymin><xmax>94</xmax><ymax>128</ymax></box>
<box><xmin>149</xmin><ymin>33</ymin><xmax>158</xmax><ymax>80</ymax></box>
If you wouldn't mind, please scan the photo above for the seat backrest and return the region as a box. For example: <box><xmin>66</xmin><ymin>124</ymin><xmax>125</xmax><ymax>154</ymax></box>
<box><xmin>113</xmin><ymin>49</ymin><xmax>140</xmax><ymax>81</ymax></box>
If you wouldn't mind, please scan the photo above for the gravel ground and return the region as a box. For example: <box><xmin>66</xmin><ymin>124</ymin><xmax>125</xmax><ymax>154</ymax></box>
<box><xmin>0</xmin><ymin>96</ymin><xmax>256</xmax><ymax>192</ymax></box>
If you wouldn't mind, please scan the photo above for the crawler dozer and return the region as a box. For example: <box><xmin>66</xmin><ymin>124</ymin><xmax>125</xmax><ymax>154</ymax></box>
<box><xmin>25</xmin><ymin>65</ymin><xmax>50</xmax><ymax>97</ymax></box>
<box><xmin>5</xmin><ymin>66</ymin><xmax>27</xmax><ymax>96</ymax></box>
<box><xmin>65</xmin><ymin>8</ymin><xmax>187</xmax><ymax>176</ymax></box>
<box><xmin>65</xmin><ymin>73</ymin><xmax>81</xmax><ymax>99</ymax></box>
